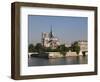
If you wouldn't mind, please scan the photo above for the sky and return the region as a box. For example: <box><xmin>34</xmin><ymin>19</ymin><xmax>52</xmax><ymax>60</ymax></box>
<box><xmin>28</xmin><ymin>15</ymin><xmax>87</xmax><ymax>45</ymax></box>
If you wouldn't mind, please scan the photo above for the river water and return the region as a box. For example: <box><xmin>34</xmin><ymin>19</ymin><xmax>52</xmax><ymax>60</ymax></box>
<box><xmin>28</xmin><ymin>56</ymin><xmax>87</xmax><ymax>66</ymax></box>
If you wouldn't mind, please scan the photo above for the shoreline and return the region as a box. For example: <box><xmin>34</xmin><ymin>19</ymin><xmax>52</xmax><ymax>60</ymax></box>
<box><xmin>29</xmin><ymin>51</ymin><xmax>87</xmax><ymax>59</ymax></box>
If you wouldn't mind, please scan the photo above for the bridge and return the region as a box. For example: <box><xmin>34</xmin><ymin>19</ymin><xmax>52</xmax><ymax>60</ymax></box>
<box><xmin>28</xmin><ymin>52</ymin><xmax>38</xmax><ymax>57</ymax></box>
<box><xmin>79</xmin><ymin>49</ymin><xmax>88</xmax><ymax>56</ymax></box>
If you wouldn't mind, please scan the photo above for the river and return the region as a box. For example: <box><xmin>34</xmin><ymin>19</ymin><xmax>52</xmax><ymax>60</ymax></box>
<box><xmin>28</xmin><ymin>56</ymin><xmax>87</xmax><ymax>66</ymax></box>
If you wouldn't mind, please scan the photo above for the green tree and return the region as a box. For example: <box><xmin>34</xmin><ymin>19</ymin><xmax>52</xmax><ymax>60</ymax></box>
<box><xmin>44</xmin><ymin>47</ymin><xmax>51</xmax><ymax>52</ymax></box>
<box><xmin>71</xmin><ymin>42</ymin><xmax>80</xmax><ymax>54</ymax></box>
<box><xmin>28</xmin><ymin>44</ymin><xmax>35</xmax><ymax>52</ymax></box>
<box><xmin>57</xmin><ymin>44</ymin><xmax>69</xmax><ymax>56</ymax></box>
<box><xmin>35</xmin><ymin>43</ymin><xmax>44</xmax><ymax>53</ymax></box>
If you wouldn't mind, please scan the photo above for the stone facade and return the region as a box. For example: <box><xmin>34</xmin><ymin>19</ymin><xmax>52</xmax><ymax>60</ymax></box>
<box><xmin>48</xmin><ymin>52</ymin><xmax>63</xmax><ymax>58</ymax></box>
<box><xmin>66</xmin><ymin>51</ymin><xmax>77</xmax><ymax>56</ymax></box>
<box><xmin>78</xmin><ymin>40</ymin><xmax>88</xmax><ymax>55</ymax></box>
<box><xmin>48</xmin><ymin>51</ymin><xmax>78</xmax><ymax>58</ymax></box>
<box><xmin>42</xmin><ymin>28</ymin><xmax>60</xmax><ymax>49</ymax></box>
<box><xmin>78</xmin><ymin>40</ymin><xmax>88</xmax><ymax>52</ymax></box>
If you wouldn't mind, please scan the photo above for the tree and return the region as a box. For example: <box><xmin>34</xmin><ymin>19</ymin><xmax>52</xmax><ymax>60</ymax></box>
<box><xmin>71</xmin><ymin>41</ymin><xmax>80</xmax><ymax>54</ymax></box>
<box><xmin>35</xmin><ymin>43</ymin><xmax>44</xmax><ymax>53</ymax></box>
<box><xmin>45</xmin><ymin>47</ymin><xmax>52</xmax><ymax>52</ymax></box>
<box><xmin>28</xmin><ymin>44</ymin><xmax>35</xmax><ymax>52</ymax></box>
<box><xmin>57</xmin><ymin>44</ymin><xmax>69</xmax><ymax>56</ymax></box>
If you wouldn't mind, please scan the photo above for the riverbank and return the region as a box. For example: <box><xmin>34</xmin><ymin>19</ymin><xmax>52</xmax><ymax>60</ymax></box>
<box><xmin>29</xmin><ymin>51</ymin><xmax>87</xmax><ymax>59</ymax></box>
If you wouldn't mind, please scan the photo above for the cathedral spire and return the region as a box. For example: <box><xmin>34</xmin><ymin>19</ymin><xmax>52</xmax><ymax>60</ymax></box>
<box><xmin>50</xmin><ymin>25</ymin><xmax>53</xmax><ymax>38</ymax></box>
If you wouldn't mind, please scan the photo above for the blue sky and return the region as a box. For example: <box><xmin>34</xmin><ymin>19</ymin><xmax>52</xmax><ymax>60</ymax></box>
<box><xmin>28</xmin><ymin>15</ymin><xmax>87</xmax><ymax>45</ymax></box>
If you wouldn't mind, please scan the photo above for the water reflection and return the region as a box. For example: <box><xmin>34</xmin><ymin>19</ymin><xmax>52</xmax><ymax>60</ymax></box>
<box><xmin>28</xmin><ymin>56</ymin><xmax>87</xmax><ymax>66</ymax></box>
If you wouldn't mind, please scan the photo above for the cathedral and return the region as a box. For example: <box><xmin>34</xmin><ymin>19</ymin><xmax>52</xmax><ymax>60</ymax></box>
<box><xmin>41</xmin><ymin>27</ymin><xmax>60</xmax><ymax>49</ymax></box>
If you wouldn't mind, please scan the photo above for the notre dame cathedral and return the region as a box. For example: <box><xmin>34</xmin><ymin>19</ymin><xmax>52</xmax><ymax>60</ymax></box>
<box><xmin>41</xmin><ymin>27</ymin><xmax>60</xmax><ymax>49</ymax></box>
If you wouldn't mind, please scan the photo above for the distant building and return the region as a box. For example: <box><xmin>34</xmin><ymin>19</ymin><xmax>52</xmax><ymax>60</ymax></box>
<box><xmin>65</xmin><ymin>42</ymin><xmax>71</xmax><ymax>47</ymax></box>
<box><xmin>78</xmin><ymin>40</ymin><xmax>88</xmax><ymax>51</ymax></box>
<box><xmin>42</xmin><ymin>27</ymin><xmax>60</xmax><ymax>49</ymax></box>
<box><xmin>77</xmin><ymin>40</ymin><xmax>88</xmax><ymax>55</ymax></box>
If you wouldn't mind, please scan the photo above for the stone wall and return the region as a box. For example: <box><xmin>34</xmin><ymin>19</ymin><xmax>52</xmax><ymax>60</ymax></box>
<box><xmin>48</xmin><ymin>52</ymin><xmax>63</xmax><ymax>58</ymax></box>
<box><xmin>48</xmin><ymin>51</ymin><xmax>78</xmax><ymax>58</ymax></box>
<box><xmin>29</xmin><ymin>51</ymin><xmax>87</xmax><ymax>59</ymax></box>
<box><xmin>66</xmin><ymin>51</ymin><xmax>78</xmax><ymax>56</ymax></box>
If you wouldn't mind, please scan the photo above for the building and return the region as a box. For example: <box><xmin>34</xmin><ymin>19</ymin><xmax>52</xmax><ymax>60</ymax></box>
<box><xmin>42</xmin><ymin>27</ymin><xmax>60</xmax><ymax>49</ymax></box>
<box><xmin>65</xmin><ymin>42</ymin><xmax>71</xmax><ymax>47</ymax></box>
<box><xmin>78</xmin><ymin>40</ymin><xmax>88</xmax><ymax>55</ymax></box>
<box><xmin>78</xmin><ymin>40</ymin><xmax>88</xmax><ymax>52</ymax></box>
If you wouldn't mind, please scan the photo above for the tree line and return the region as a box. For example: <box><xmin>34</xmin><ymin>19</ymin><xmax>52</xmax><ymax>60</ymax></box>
<box><xmin>28</xmin><ymin>42</ymin><xmax>80</xmax><ymax>56</ymax></box>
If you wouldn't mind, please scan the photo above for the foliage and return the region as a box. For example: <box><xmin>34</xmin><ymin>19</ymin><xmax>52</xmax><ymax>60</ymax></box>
<box><xmin>71</xmin><ymin>41</ymin><xmax>80</xmax><ymax>54</ymax></box>
<box><xmin>28</xmin><ymin>44</ymin><xmax>35</xmax><ymax>52</ymax></box>
<box><xmin>57</xmin><ymin>44</ymin><xmax>69</xmax><ymax>56</ymax></box>
<box><xmin>28</xmin><ymin>43</ymin><xmax>80</xmax><ymax>56</ymax></box>
<box><xmin>35</xmin><ymin>43</ymin><xmax>44</xmax><ymax>53</ymax></box>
